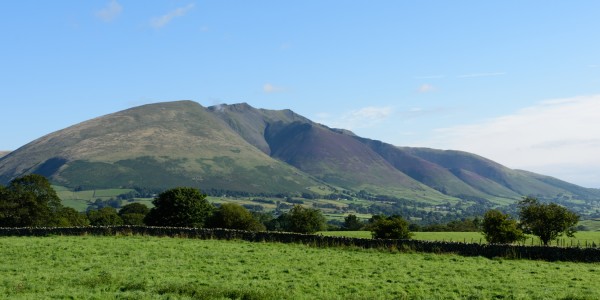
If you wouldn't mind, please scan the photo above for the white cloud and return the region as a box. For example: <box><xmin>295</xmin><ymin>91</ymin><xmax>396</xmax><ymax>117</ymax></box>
<box><xmin>263</xmin><ymin>83</ymin><xmax>285</xmax><ymax>93</ymax></box>
<box><xmin>151</xmin><ymin>3</ymin><xmax>195</xmax><ymax>29</ymax></box>
<box><xmin>319</xmin><ymin>106</ymin><xmax>394</xmax><ymax>130</ymax></box>
<box><xmin>96</xmin><ymin>0</ymin><xmax>122</xmax><ymax>22</ymax></box>
<box><xmin>457</xmin><ymin>72</ymin><xmax>506</xmax><ymax>78</ymax></box>
<box><xmin>418</xmin><ymin>84</ymin><xmax>435</xmax><ymax>93</ymax></box>
<box><xmin>421</xmin><ymin>95</ymin><xmax>600</xmax><ymax>187</ymax></box>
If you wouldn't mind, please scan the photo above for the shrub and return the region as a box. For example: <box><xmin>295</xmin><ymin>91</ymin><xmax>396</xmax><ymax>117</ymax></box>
<box><xmin>481</xmin><ymin>209</ymin><xmax>524</xmax><ymax>244</ymax></box>
<box><xmin>370</xmin><ymin>215</ymin><xmax>412</xmax><ymax>239</ymax></box>
<box><xmin>144</xmin><ymin>187</ymin><xmax>214</xmax><ymax>227</ymax></box>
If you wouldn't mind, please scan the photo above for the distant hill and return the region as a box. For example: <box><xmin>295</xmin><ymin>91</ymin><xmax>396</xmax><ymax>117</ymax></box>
<box><xmin>1</xmin><ymin>100</ymin><xmax>599</xmax><ymax>210</ymax></box>
<box><xmin>0</xmin><ymin>151</ymin><xmax>9</xmax><ymax>159</ymax></box>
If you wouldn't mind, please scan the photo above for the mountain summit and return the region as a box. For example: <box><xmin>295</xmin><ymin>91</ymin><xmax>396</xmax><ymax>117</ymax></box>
<box><xmin>1</xmin><ymin>100</ymin><xmax>598</xmax><ymax>207</ymax></box>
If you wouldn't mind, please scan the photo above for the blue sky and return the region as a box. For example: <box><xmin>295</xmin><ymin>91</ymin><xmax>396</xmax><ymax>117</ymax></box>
<box><xmin>1</xmin><ymin>1</ymin><xmax>600</xmax><ymax>187</ymax></box>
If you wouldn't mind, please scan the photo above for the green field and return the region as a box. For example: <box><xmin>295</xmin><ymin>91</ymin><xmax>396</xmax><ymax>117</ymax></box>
<box><xmin>0</xmin><ymin>236</ymin><xmax>599</xmax><ymax>299</ymax></box>
<box><xmin>323</xmin><ymin>231</ymin><xmax>600</xmax><ymax>247</ymax></box>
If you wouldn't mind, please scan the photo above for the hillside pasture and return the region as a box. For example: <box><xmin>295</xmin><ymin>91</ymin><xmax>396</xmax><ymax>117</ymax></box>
<box><xmin>0</xmin><ymin>236</ymin><xmax>599</xmax><ymax>299</ymax></box>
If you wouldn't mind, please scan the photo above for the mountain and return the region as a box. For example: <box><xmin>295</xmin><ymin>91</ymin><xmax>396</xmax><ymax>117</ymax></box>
<box><xmin>0</xmin><ymin>151</ymin><xmax>9</xmax><ymax>159</ymax></box>
<box><xmin>1</xmin><ymin>100</ymin><xmax>599</xmax><ymax>209</ymax></box>
<box><xmin>0</xmin><ymin>101</ymin><xmax>321</xmax><ymax>193</ymax></box>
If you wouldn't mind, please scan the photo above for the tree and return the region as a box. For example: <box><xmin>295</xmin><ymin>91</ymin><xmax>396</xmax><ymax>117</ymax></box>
<box><xmin>518</xmin><ymin>197</ymin><xmax>579</xmax><ymax>246</ymax></box>
<box><xmin>118</xmin><ymin>203</ymin><xmax>150</xmax><ymax>225</ymax></box>
<box><xmin>207</xmin><ymin>203</ymin><xmax>265</xmax><ymax>231</ymax></box>
<box><xmin>144</xmin><ymin>187</ymin><xmax>214</xmax><ymax>227</ymax></box>
<box><xmin>0</xmin><ymin>174</ymin><xmax>63</xmax><ymax>227</ymax></box>
<box><xmin>276</xmin><ymin>205</ymin><xmax>326</xmax><ymax>234</ymax></box>
<box><xmin>342</xmin><ymin>214</ymin><xmax>364</xmax><ymax>231</ymax></box>
<box><xmin>87</xmin><ymin>207</ymin><xmax>123</xmax><ymax>226</ymax></box>
<box><xmin>370</xmin><ymin>215</ymin><xmax>412</xmax><ymax>239</ymax></box>
<box><xmin>56</xmin><ymin>207</ymin><xmax>90</xmax><ymax>227</ymax></box>
<box><xmin>481</xmin><ymin>209</ymin><xmax>524</xmax><ymax>244</ymax></box>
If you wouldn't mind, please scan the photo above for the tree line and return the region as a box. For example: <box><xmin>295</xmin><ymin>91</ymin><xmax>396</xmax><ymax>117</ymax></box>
<box><xmin>0</xmin><ymin>175</ymin><xmax>580</xmax><ymax>246</ymax></box>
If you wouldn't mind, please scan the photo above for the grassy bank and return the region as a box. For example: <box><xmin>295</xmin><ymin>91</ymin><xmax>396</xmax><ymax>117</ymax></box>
<box><xmin>1</xmin><ymin>236</ymin><xmax>599</xmax><ymax>299</ymax></box>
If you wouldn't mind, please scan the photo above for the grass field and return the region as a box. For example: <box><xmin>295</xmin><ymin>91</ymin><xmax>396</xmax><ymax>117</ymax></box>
<box><xmin>322</xmin><ymin>231</ymin><xmax>600</xmax><ymax>247</ymax></box>
<box><xmin>0</xmin><ymin>236</ymin><xmax>599</xmax><ymax>299</ymax></box>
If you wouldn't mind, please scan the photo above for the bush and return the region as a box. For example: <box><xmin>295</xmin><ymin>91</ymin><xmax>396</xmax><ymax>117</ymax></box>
<box><xmin>118</xmin><ymin>203</ymin><xmax>150</xmax><ymax>225</ymax></box>
<box><xmin>144</xmin><ymin>187</ymin><xmax>214</xmax><ymax>227</ymax></box>
<box><xmin>481</xmin><ymin>209</ymin><xmax>524</xmax><ymax>244</ymax></box>
<box><xmin>207</xmin><ymin>203</ymin><xmax>265</xmax><ymax>231</ymax></box>
<box><xmin>342</xmin><ymin>214</ymin><xmax>364</xmax><ymax>231</ymax></box>
<box><xmin>87</xmin><ymin>207</ymin><xmax>124</xmax><ymax>226</ymax></box>
<box><xmin>275</xmin><ymin>205</ymin><xmax>326</xmax><ymax>234</ymax></box>
<box><xmin>370</xmin><ymin>215</ymin><xmax>412</xmax><ymax>239</ymax></box>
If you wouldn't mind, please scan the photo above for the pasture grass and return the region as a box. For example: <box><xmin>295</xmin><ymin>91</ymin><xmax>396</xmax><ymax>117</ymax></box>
<box><xmin>1</xmin><ymin>236</ymin><xmax>600</xmax><ymax>299</ymax></box>
<box><xmin>323</xmin><ymin>231</ymin><xmax>600</xmax><ymax>247</ymax></box>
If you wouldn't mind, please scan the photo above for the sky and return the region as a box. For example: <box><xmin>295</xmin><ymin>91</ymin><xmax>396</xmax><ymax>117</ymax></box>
<box><xmin>1</xmin><ymin>1</ymin><xmax>599</xmax><ymax>187</ymax></box>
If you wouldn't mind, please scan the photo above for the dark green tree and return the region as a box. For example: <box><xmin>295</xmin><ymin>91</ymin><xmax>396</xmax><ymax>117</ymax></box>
<box><xmin>370</xmin><ymin>215</ymin><xmax>412</xmax><ymax>239</ymax></box>
<box><xmin>207</xmin><ymin>203</ymin><xmax>265</xmax><ymax>231</ymax></box>
<box><xmin>118</xmin><ymin>203</ymin><xmax>150</xmax><ymax>225</ymax></box>
<box><xmin>0</xmin><ymin>174</ymin><xmax>63</xmax><ymax>227</ymax></box>
<box><xmin>56</xmin><ymin>207</ymin><xmax>90</xmax><ymax>227</ymax></box>
<box><xmin>87</xmin><ymin>207</ymin><xmax>124</xmax><ymax>226</ymax></box>
<box><xmin>277</xmin><ymin>205</ymin><xmax>326</xmax><ymax>234</ymax></box>
<box><xmin>518</xmin><ymin>197</ymin><xmax>579</xmax><ymax>246</ymax></box>
<box><xmin>144</xmin><ymin>187</ymin><xmax>214</xmax><ymax>227</ymax></box>
<box><xmin>481</xmin><ymin>209</ymin><xmax>524</xmax><ymax>244</ymax></box>
<box><xmin>342</xmin><ymin>214</ymin><xmax>364</xmax><ymax>231</ymax></box>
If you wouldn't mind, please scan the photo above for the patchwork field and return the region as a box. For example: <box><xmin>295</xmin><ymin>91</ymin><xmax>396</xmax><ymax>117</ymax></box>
<box><xmin>1</xmin><ymin>236</ymin><xmax>599</xmax><ymax>299</ymax></box>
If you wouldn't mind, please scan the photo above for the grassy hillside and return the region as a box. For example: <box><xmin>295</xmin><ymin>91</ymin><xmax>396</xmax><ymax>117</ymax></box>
<box><xmin>0</xmin><ymin>101</ymin><xmax>323</xmax><ymax>193</ymax></box>
<box><xmin>1</xmin><ymin>100</ymin><xmax>599</xmax><ymax>215</ymax></box>
<box><xmin>1</xmin><ymin>236</ymin><xmax>599</xmax><ymax>299</ymax></box>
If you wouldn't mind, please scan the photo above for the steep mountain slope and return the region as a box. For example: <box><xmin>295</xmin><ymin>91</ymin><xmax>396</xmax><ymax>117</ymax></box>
<box><xmin>209</xmin><ymin>103</ymin><xmax>455</xmax><ymax>202</ymax></box>
<box><xmin>357</xmin><ymin>138</ymin><xmax>493</xmax><ymax>199</ymax></box>
<box><xmin>207</xmin><ymin>103</ymin><xmax>310</xmax><ymax>154</ymax></box>
<box><xmin>264</xmin><ymin>121</ymin><xmax>454</xmax><ymax>201</ymax></box>
<box><xmin>1</xmin><ymin>100</ymin><xmax>598</xmax><ymax>208</ymax></box>
<box><xmin>0</xmin><ymin>101</ymin><xmax>320</xmax><ymax>192</ymax></box>
<box><xmin>399</xmin><ymin>147</ymin><xmax>597</xmax><ymax>201</ymax></box>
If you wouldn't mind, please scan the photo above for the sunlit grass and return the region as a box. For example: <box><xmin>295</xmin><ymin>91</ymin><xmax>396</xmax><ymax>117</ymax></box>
<box><xmin>1</xmin><ymin>236</ymin><xmax>599</xmax><ymax>299</ymax></box>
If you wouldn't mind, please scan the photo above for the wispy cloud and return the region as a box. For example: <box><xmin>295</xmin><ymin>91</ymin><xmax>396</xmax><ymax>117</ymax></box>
<box><xmin>418</xmin><ymin>84</ymin><xmax>435</xmax><ymax>93</ymax></box>
<box><xmin>317</xmin><ymin>106</ymin><xmax>394</xmax><ymax>130</ymax></box>
<box><xmin>457</xmin><ymin>72</ymin><xmax>506</xmax><ymax>78</ymax></box>
<box><xmin>151</xmin><ymin>3</ymin><xmax>195</xmax><ymax>29</ymax></box>
<box><xmin>96</xmin><ymin>0</ymin><xmax>122</xmax><ymax>22</ymax></box>
<box><xmin>420</xmin><ymin>95</ymin><xmax>600</xmax><ymax>187</ymax></box>
<box><xmin>263</xmin><ymin>83</ymin><xmax>285</xmax><ymax>94</ymax></box>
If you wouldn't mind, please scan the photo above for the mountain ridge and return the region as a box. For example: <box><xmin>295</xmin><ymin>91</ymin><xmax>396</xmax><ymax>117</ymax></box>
<box><xmin>1</xmin><ymin>100</ymin><xmax>598</xmax><ymax>211</ymax></box>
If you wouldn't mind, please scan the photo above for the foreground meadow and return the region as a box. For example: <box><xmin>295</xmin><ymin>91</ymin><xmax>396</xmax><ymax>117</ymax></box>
<box><xmin>1</xmin><ymin>236</ymin><xmax>599</xmax><ymax>299</ymax></box>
